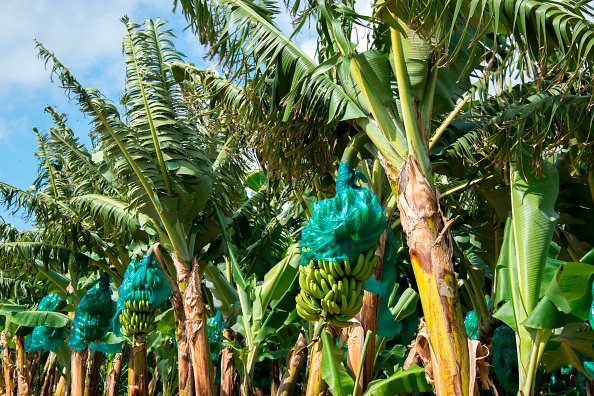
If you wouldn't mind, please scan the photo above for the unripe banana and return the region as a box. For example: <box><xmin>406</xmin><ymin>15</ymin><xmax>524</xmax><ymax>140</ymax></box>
<box><xmin>296</xmin><ymin>303</ymin><xmax>318</xmax><ymax>321</ymax></box>
<box><xmin>343</xmin><ymin>259</ymin><xmax>351</xmax><ymax>275</ymax></box>
<box><xmin>322</xmin><ymin>290</ymin><xmax>335</xmax><ymax>313</ymax></box>
<box><xmin>343</xmin><ymin>293</ymin><xmax>364</xmax><ymax>317</ymax></box>
<box><xmin>330</xmin><ymin>301</ymin><xmax>341</xmax><ymax>315</ymax></box>
<box><xmin>333</xmin><ymin>261</ymin><xmax>345</xmax><ymax>277</ymax></box>
<box><xmin>328</xmin><ymin>261</ymin><xmax>340</xmax><ymax>279</ymax></box>
<box><xmin>309</xmin><ymin>281</ymin><xmax>324</xmax><ymax>299</ymax></box>
<box><xmin>350</xmin><ymin>254</ymin><xmax>366</xmax><ymax>278</ymax></box>
<box><xmin>328</xmin><ymin>314</ymin><xmax>352</xmax><ymax>328</ymax></box>
<box><xmin>318</xmin><ymin>268</ymin><xmax>330</xmax><ymax>284</ymax></box>
<box><xmin>299</xmin><ymin>270</ymin><xmax>308</xmax><ymax>291</ymax></box>
<box><xmin>313</xmin><ymin>269</ymin><xmax>323</xmax><ymax>286</ymax></box>
<box><xmin>319</xmin><ymin>278</ymin><xmax>331</xmax><ymax>295</ymax></box>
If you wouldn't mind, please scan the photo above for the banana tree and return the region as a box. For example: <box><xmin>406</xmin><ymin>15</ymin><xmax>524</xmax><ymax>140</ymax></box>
<box><xmin>32</xmin><ymin>17</ymin><xmax>251</xmax><ymax>395</ymax></box>
<box><xmin>175</xmin><ymin>0</ymin><xmax>594</xmax><ymax>392</ymax></box>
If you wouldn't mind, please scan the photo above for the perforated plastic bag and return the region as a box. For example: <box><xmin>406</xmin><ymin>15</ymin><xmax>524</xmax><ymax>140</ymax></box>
<box><xmin>372</xmin><ymin>229</ymin><xmax>403</xmax><ymax>338</ymax></box>
<box><xmin>24</xmin><ymin>293</ymin><xmax>67</xmax><ymax>353</ymax></box>
<box><xmin>113</xmin><ymin>252</ymin><xmax>171</xmax><ymax>336</ymax></box>
<box><xmin>68</xmin><ymin>274</ymin><xmax>116</xmax><ymax>351</ymax></box>
<box><xmin>491</xmin><ymin>324</ymin><xmax>519</xmax><ymax>394</ymax></box>
<box><xmin>300</xmin><ymin>161</ymin><xmax>386</xmax><ymax>264</ymax></box>
<box><xmin>464</xmin><ymin>310</ymin><xmax>479</xmax><ymax>340</ymax></box>
<box><xmin>208</xmin><ymin>310</ymin><xmax>224</xmax><ymax>361</ymax></box>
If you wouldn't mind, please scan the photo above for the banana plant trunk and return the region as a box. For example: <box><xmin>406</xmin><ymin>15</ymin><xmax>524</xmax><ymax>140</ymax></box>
<box><xmin>305</xmin><ymin>335</ymin><xmax>327</xmax><ymax>396</ymax></box>
<box><xmin>71</xmin><ymin>348</ymin><xmax>88</xmax><ymax>396</ymax></box>
<box><xmin>1</xmin><ymin>331</ymin><xmax>13</xmax><ymax>396</ymax></box>
<box><xmin>128</xmin><ymin>337</ymin><xmax>148</xmax><ymax>396</ymax></box>
<box><xmin>84</xmin><ymin>349</ymin><xmax>104</xmax><ymax>396</ymax></box>
<box><xmin>392</xmin><ymin>156</ymin><xmax>470</xmax><ymax>396</ymax></box>
<box><xmin>40</xmin><ymin>353</ymin><xmax>56</xmax><ymax>396</ymax></box>
<box><xmin>220</xmin><ymin>329</ymin><xmax>236</xmax><ymax>396</ymax></box>
<box><xmin>277</xmin><ymin>333</ymin><xmax>308</xmax><ymax>396</ymax></box>
<box><xmin>106</xmin><ymin>352</ymin><xmax>124</xmax><ymax>396</ymax></box>
<box><xmin>171</xmin><ymin>255</ymin><xmax>214</xmax><ymax>396</ymax></box>
<box><xmin>14</xmin><ymin>336</ymin><xmax>29</xmax><ymax>396</ymax></box>
<box><xmin>355</xmin><ymin>231</ymin><xmax>387</xmax><ymax>393</ymax></box>
<box><xmin>54</xmin><ymin>367</ymin><xmax>67</xmax><ymax>396</ymax></box>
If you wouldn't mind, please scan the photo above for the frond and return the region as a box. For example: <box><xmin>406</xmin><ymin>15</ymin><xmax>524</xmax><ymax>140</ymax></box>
<box><xmin>382</xmin><ymin>0</ymin><xmax>594</xmax><ymax>92</ymax></box>
<box><xmin>483</xmin><ymin>88</ymin><xmax>594</xmax><ymax>168</ymax></box>
<box><xmin>44</xmin><ymin>106</ymin><xmax>120</xmax><ymax>197</ymax></box>
<box><xmin>71</xmin><ymin>194</ymin><xmax>150</xmax><ymax>243</ymax></box>
<box><xmin>0</xmin><ymin>241</ymin><xmax>91</xmax><ymax>274</ymax></box>
<box><xmin>36</xmin><ymin>41</ymin><xmax>164</xmax><ymax>219</ymax></box>
<box><xmin>176</xmin><ymin>0</ymin><xmax>370</xmax><ymax>182</ymax></box>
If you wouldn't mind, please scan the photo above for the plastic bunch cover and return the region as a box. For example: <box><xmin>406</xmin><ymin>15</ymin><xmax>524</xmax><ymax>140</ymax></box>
<box><xmin>300</xmin><ymin>161</ymin><xmax>387</xmax><ymax>264</ymax></box>
<box><xmin>68</xmin><ymin>274</ymin><xmax>116</xmax><ymax>351</ymax></box>
<box><xmin>24</xmin><ymin>293</ymin><xmax>67</xmax><ymax>353</ymax></box>
<box><xmin>464</xmin><ymin>310</ymin><xmax>479</xmax><ymax>340</ymax></box>
<box><xmin>207</xmin><ymin>310</ymin><xmax>224</xmax><ymax>361</ymax></box>
<box><xmin>373</xmin><ymin>229</ymin><xmax>403</xmax><ymax>338</ymax></box>
<box><xmin>491</xmin><ymin>324</ymin><xmax>519</xmax><ymax>394</ymax></box>
<box><xmin>113</xmin><ymin>252</ymin><xmax>171</xmax><ymax>336</ymax></box>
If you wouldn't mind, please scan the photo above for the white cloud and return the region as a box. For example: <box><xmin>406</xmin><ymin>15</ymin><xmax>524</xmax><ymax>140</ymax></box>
<box><xmin>353</xmin><ymin>0</ymin><xmax>373</xmax><ymax>51</ymax></box>
<box><xmin>298</xmin><ymin>37</ymin><xmax>318</xmax><ymax>60</ymax></box>
<box><xmin>0</xmin><ymin>0</ymin><xmax>197</xmax><ymax>96</ymax></box>
<box><xmin>0</xmin><ymin>116</ymin><xmax>27</xmax><ymax>147</ymax></box>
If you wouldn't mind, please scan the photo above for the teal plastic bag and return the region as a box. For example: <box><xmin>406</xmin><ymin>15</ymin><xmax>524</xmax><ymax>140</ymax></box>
<box><xmin>24</xmin><ymin>293</ymin><xmax>67</xmax><ymax>353</ymax></box>
<box><xmin>300</xmin><ymin>161</ymin><xmax>386</xmax><ymax>264</ymax></box>
<box><xmin>491</xmin><ymin>325</ymin><xmax>519</xmax><ymax>394</ymax></box>
<box><xmin>68</xmin><ymin>274</ymin><xmax>116</xmax><ymax>351</ymax></box>
<box><xmin>113</xmin><ymin>252</ymin><xmax>171</xmax><ymax>337</ymax></box>
<box><xmin>464</xmin><ymin>310</ymin><xmax>479</xmax><ymax>340</ymax></box>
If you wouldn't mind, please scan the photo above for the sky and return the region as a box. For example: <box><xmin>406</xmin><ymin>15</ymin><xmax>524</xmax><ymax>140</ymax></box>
<box><xmin>0</xmin><ymin>0</ymin><xmax>370</xmax><ymax>230</ymax></box>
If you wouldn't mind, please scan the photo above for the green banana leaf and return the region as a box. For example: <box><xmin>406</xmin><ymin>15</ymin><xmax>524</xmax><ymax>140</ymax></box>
<box><xmin>252</xmin><ymin>244</ymin><xmax>300</xmax><ymax>336</ymax></box>
<box><xmin>390</xmin><ymin>287</ymin><xmax>419</xmax><ymax>322</ymax></box>
<box><xmin>7</xmin><ymin>311</ymin><xmax>72</xmax><ymax>328</ymax></box>
<box><xmin>493</xmin><ymin>159</ymin><xmax>559</xmax><ymax>327</ymax></box>
<box><xmin>320</xmin><ymin>329</ymin><xmax>354</xmax><ymax>396</ymax></box>
<box><xmin>541</xmin><ymin>323</ymin><xmax>594</xmax><ymax>377</ymax></box>
<box><xmin>203</xmin><ymin>265</ymin><xmax>240</xmax><ymax>316</ymax></box>
<box><xmin>363</xmin><ymin>365</ymin><xmax>432</xmax><ymax>395</ymax></box>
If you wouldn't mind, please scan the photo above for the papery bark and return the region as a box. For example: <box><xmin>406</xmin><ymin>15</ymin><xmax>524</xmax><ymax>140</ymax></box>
<box><xmin>387</xmin><ymin>156</ymin><xmax>470</xmax><ymax>396</ymax></box>
<box><xmin>106</xmin><ymin>352</ymin><xmax>124</xmax><ymax>396</ymax></box>
<box><xmin>70</xmin><ymin>349</ymin><xmax>88</xmax><ymax>396</ymax></box>
<box><xmin>277</xmin><ymin>333</ymin><xmax>307</xmax><ymax>396</ymax></box>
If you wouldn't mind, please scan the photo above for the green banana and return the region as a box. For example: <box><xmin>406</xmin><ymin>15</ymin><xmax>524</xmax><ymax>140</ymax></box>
<box><xmin>350</xmin><ymin>253</ymin><xmax>366</xmax><ymax>278</ymax></box>
<box><xmin>328</xmin><ymin>314</ymin><xmax>352</xmax><ymax>328</ymax></box>
<box><xmin>332</xmin><ymin>261</ymin><xmax>341</xmax><ymax>278</ymax></box>
<box><xmin>319</xmin><ymin>278</ymin><xmax>331</xmax><ymax>294</ymax></box>
<box><xmin>343</xmin><ymin>259</ymin><xmax>351</xmax><ymax>275</ymax></box>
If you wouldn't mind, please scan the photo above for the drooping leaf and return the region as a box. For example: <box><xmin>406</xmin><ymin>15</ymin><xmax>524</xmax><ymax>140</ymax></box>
<box><xmin>320</xmin><ymin>329</ymin><xmax>354</xmax><ymax>396</ymax></box>
<box><xmin>364</xmin><ymin>364</ymin><xmax>432</xmax><ymax>395</ymax></box>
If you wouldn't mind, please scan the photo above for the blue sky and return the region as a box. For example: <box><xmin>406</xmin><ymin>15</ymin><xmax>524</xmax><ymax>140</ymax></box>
<box><xmin>0</xmin><ymin>0</ymin><xmax>368</xmax><ymax>230</ymax></box>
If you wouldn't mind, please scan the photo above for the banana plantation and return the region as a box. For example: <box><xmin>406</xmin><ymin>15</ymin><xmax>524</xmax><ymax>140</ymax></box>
<box><xmin>1</xmin><ymin>0</ymin><xmax>594</xmax><ymax>395</ymax></box>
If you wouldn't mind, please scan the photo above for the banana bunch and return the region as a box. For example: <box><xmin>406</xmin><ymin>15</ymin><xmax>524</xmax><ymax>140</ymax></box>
<box><xmin>296</xmin><ymin>244</ymin><xmax>378</xmax><ymax>328</ymax></box>
<box><xmin>119</xmin><ymin>297</ymin><xmax>155</xmax><ymax>336</ymax></box>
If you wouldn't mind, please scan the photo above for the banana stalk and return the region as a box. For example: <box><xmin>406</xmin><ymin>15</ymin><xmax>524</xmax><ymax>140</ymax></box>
<box><xmin>84</xmin><ymin>350</ymin><xmax>103</xmax><ymax>396</ymax></box>
<box><xmin>39</xmin><ymin>353</ymin><xmax>56</xmax><ymax>396</ymax></box>
<box><xmin>220</xmin><ymin>329</ymin><xmax>235</xmax><ymax>396</ymax></box>
<box><xmin>394</xmin><ymin>156</ymin><xmax>469</xmax><ymax>396</ymax></box>
<box><xmin>70</xmin><ymin>348</ymin><xmax>88</xmax><ymax>396</ymax></box>
<box><xmin>105</xmin><ymin>352</ymin><xmax>123</xmax><ymax>396</ymax></box>
<box><xmin>128</xmin><ymin>336</ymin><xmax>148</xmax><ymax>396</ymax></box>
<box><xmin>355</xmin><ymin>231</ymin><xmax>387</xmax><ymax>393</ymax></box>
<box><xmin>305</xmin><ymin>337</ymin><xmax>327</xmax><ymax>396</ymax></box>
<box><xmin>277</xmin><ymin>333</ymin><xmax>308</xmax><ymax>396</ymax></box>
<box><xmin>14</xmin><ymin>336</ymin><xmax>29</xmax><ymax>396</ymax></box>
<box><xmin>1</xmin><ymin>331</ymin><xmax>13</xmax><ymax>396</ymax></box>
